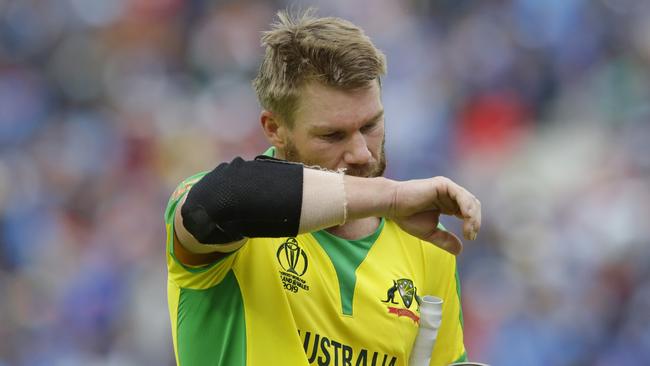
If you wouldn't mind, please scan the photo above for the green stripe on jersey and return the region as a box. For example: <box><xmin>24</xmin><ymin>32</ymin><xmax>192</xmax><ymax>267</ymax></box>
<box><xmin>312</xmin><ymin>218</ymin><xmax>385</xmax><ymax>316</ymax></box>
<box><xmin>177</xmin><ymin>270</ymin><xmax>246</xmax><ymax>366</ymax></box>
<box><xmin>455</xmin><ymin>268</ymin><xmax>464</xmax><ymax>328</ymax></box>
<box><xmin>452</xmin><ymin>351</ymin><xmax>468</xmax><ymax>363</ymax></box>
<box><xmin>262</xmin><ymin>146</ymin><xmax>276</xmax><ymax>157</ymax></box>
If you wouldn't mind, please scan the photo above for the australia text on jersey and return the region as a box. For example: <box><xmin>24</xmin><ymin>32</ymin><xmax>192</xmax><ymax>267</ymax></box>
<box><xmin>299</xmin><ymin>330</ymin><xmax>398</xmax><ymax>366</ymax></box>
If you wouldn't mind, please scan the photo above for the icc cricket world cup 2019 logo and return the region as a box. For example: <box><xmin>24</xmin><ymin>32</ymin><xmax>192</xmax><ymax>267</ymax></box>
<box><xmin>277</xmin><ymin>237</ymin><xmax>308</xmax><ymax>276</ymax></box>
<box><xmin>277</xmin><ymin>238</ymin><xmax>310</xmax><ymax>293</ymax></box>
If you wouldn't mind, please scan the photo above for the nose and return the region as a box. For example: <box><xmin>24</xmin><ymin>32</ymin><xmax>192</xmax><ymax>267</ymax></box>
<box><xmin>343</xmin><ymin>132</ymin><xmax>372</xmax><ymax>165</ymax></box>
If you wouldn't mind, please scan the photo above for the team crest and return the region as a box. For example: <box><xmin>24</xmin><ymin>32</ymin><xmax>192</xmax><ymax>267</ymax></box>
<box><xmin>382</xmin><ymin>279</ymin><xmax>421</xmax><ymax>324</ymax></box>
<box><xmin>277</xmin><ymin>238</ymin><xmax>310</xmax><ymax>293</ymax></box>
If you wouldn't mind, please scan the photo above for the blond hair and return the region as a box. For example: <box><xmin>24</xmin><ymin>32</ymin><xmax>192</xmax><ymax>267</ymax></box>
<box><xmin>253</xmin><ymin>9</ymin><xmax>387</xmax><ymax>126</ymax></box>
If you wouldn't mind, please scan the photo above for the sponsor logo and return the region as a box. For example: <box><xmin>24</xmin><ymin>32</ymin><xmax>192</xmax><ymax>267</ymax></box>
<box><xmin>381</xmin><ymin>278</ymin><xmax>421</xmax><ymax>324</ymax></box>
<box><xmin>299</xmin><ymin>330</ymin><xmax>398</xmax><ymax>366</ymax></box>
<box><xmin>171</xmin><ymin>176</ymin><xmax>202</xmax><ymax>200</ymax></box>
<box><xmin>277</xmin><ymin>238</ymin><xmax>310</xmax><ymax>293</ymax></box>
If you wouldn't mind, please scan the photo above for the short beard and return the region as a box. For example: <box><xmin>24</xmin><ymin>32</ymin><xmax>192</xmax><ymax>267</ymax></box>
<box><xmin>284</xmin><ymin>137</ymin><xmax>386</xmax><ymax>178</ymax></box>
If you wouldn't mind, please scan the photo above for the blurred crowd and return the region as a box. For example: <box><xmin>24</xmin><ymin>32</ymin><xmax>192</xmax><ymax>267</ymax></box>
<box><xmin>0</xmin><ymin>0</ymin><xmax>649</xmax><ymax>365</ymax></box>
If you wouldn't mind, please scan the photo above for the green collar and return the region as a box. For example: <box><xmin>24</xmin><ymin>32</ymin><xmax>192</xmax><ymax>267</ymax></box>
<box><xmin>262</xmin><ymin>146</ymin><xmax>276</xmax><ymax>157</ymax></box>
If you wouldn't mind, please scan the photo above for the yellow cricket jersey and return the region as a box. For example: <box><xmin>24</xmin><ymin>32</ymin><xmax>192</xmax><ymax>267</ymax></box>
<box><xmin>165</xmin><ymin>170</ymin><xmax>467</xmax><ymax>366</ymax></box>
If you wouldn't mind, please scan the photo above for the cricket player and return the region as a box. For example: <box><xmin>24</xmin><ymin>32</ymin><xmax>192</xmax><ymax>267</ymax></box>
<box><xmin>165</xmin><ymin>9</ymin><xmax>481</xmax><ymax>366</ymax></box>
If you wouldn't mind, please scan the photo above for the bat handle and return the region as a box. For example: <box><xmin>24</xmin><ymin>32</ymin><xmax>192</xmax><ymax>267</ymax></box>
<box><xmin>409</xmin><ymin>295</ymin><xmax>443</xmax><ymax>366</ymax></box>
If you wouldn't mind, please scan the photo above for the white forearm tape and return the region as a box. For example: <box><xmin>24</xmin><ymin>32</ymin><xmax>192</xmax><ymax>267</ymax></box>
<box><xmin>298</xmin><ymin>168</ymin><xmax>347</xmax><ymax>233</ymax></box>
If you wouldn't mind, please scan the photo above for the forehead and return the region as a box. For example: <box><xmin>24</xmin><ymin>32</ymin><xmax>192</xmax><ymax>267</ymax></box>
<box><xmin>294</xmin><ymin>81</ymin><xmax>383</xmax><ymax>130</ymax></box>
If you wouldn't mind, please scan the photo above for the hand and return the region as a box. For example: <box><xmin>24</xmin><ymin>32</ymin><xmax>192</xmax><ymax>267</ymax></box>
<box><xmin>388</xmin><ymin>177</ymin><xmax>481</xmax><ymax>255</ymax></box>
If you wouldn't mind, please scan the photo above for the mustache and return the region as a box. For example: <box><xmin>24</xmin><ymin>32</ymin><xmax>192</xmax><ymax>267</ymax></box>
<box><xmin>344</xmin><ymin>166</ymin><xmax>374</xmax><ymax>177</ymax></box>
<box><xmin>344</xmin><ymin>161</ymin><xmax>385</xmax><ymax>178</ymax></box>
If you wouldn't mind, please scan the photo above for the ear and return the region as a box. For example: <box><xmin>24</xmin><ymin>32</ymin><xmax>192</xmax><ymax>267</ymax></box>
<box><xmin>260</xmin><ymin>110</ymin><xmax>288</xmax><ymax>149</ymax></box>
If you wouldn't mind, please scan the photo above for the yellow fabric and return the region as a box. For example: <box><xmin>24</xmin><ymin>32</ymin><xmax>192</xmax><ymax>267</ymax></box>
<box><xmin>167</xmin><ymin>277</ymin><xmax>181</xmax><ymax>364</ymax></box>
<box><xmin>165</xmin><ymin>176</ymin><xmax>465</xmax><ymax>366</ymax></box>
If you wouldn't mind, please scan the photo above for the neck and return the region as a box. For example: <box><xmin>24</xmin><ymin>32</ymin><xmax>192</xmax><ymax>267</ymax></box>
<box><xmin>326</xmin><ymin>217</ymin><xmax>381</xmax><ymax>240</ymax></box>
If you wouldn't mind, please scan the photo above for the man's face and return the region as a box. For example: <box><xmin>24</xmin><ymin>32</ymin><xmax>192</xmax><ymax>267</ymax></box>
<box><xmin>280</xmin><ymin>81</ymin><xmax>386</xmax><ymax>178</ymax></box>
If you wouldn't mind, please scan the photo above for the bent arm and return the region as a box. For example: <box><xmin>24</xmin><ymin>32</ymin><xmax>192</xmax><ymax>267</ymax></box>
<box><xmin>174</xmin><ymin>157</ymin><xmax>394</xmax><ymax>256</ymax></box>
<box><xmin>174</xmin><ymin>157</ymin><xmax>480</xmax><ymax>259</ymax></box>
<box><xmin>174</xmin><ymin>157</ymin><xmax>353</xmax><ymax>256</ymax></box>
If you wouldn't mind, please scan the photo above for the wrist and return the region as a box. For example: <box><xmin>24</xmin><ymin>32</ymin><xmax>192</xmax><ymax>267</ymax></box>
<box><xmin>375</xmin><ymin>177</ymin><xmax>399</xmax><ymax>218</ymax></box>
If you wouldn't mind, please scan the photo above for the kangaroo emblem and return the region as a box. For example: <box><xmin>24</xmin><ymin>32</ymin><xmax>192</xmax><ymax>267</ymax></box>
<box><xmin>381</xmin><ymin>279</ymin><xmax>421</xmax><ymax>309</ymax></box>
<box><xmin>382</xmin><ymin>280</ymin><xmax>400</xmax><ymax>304</ymax></box>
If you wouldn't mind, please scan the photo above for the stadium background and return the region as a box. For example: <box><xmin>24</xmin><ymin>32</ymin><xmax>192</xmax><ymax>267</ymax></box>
<box><xmin>0</xmin><ymin>0</ymin><xmax>649</xmax><ymax>365</ymax></box>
